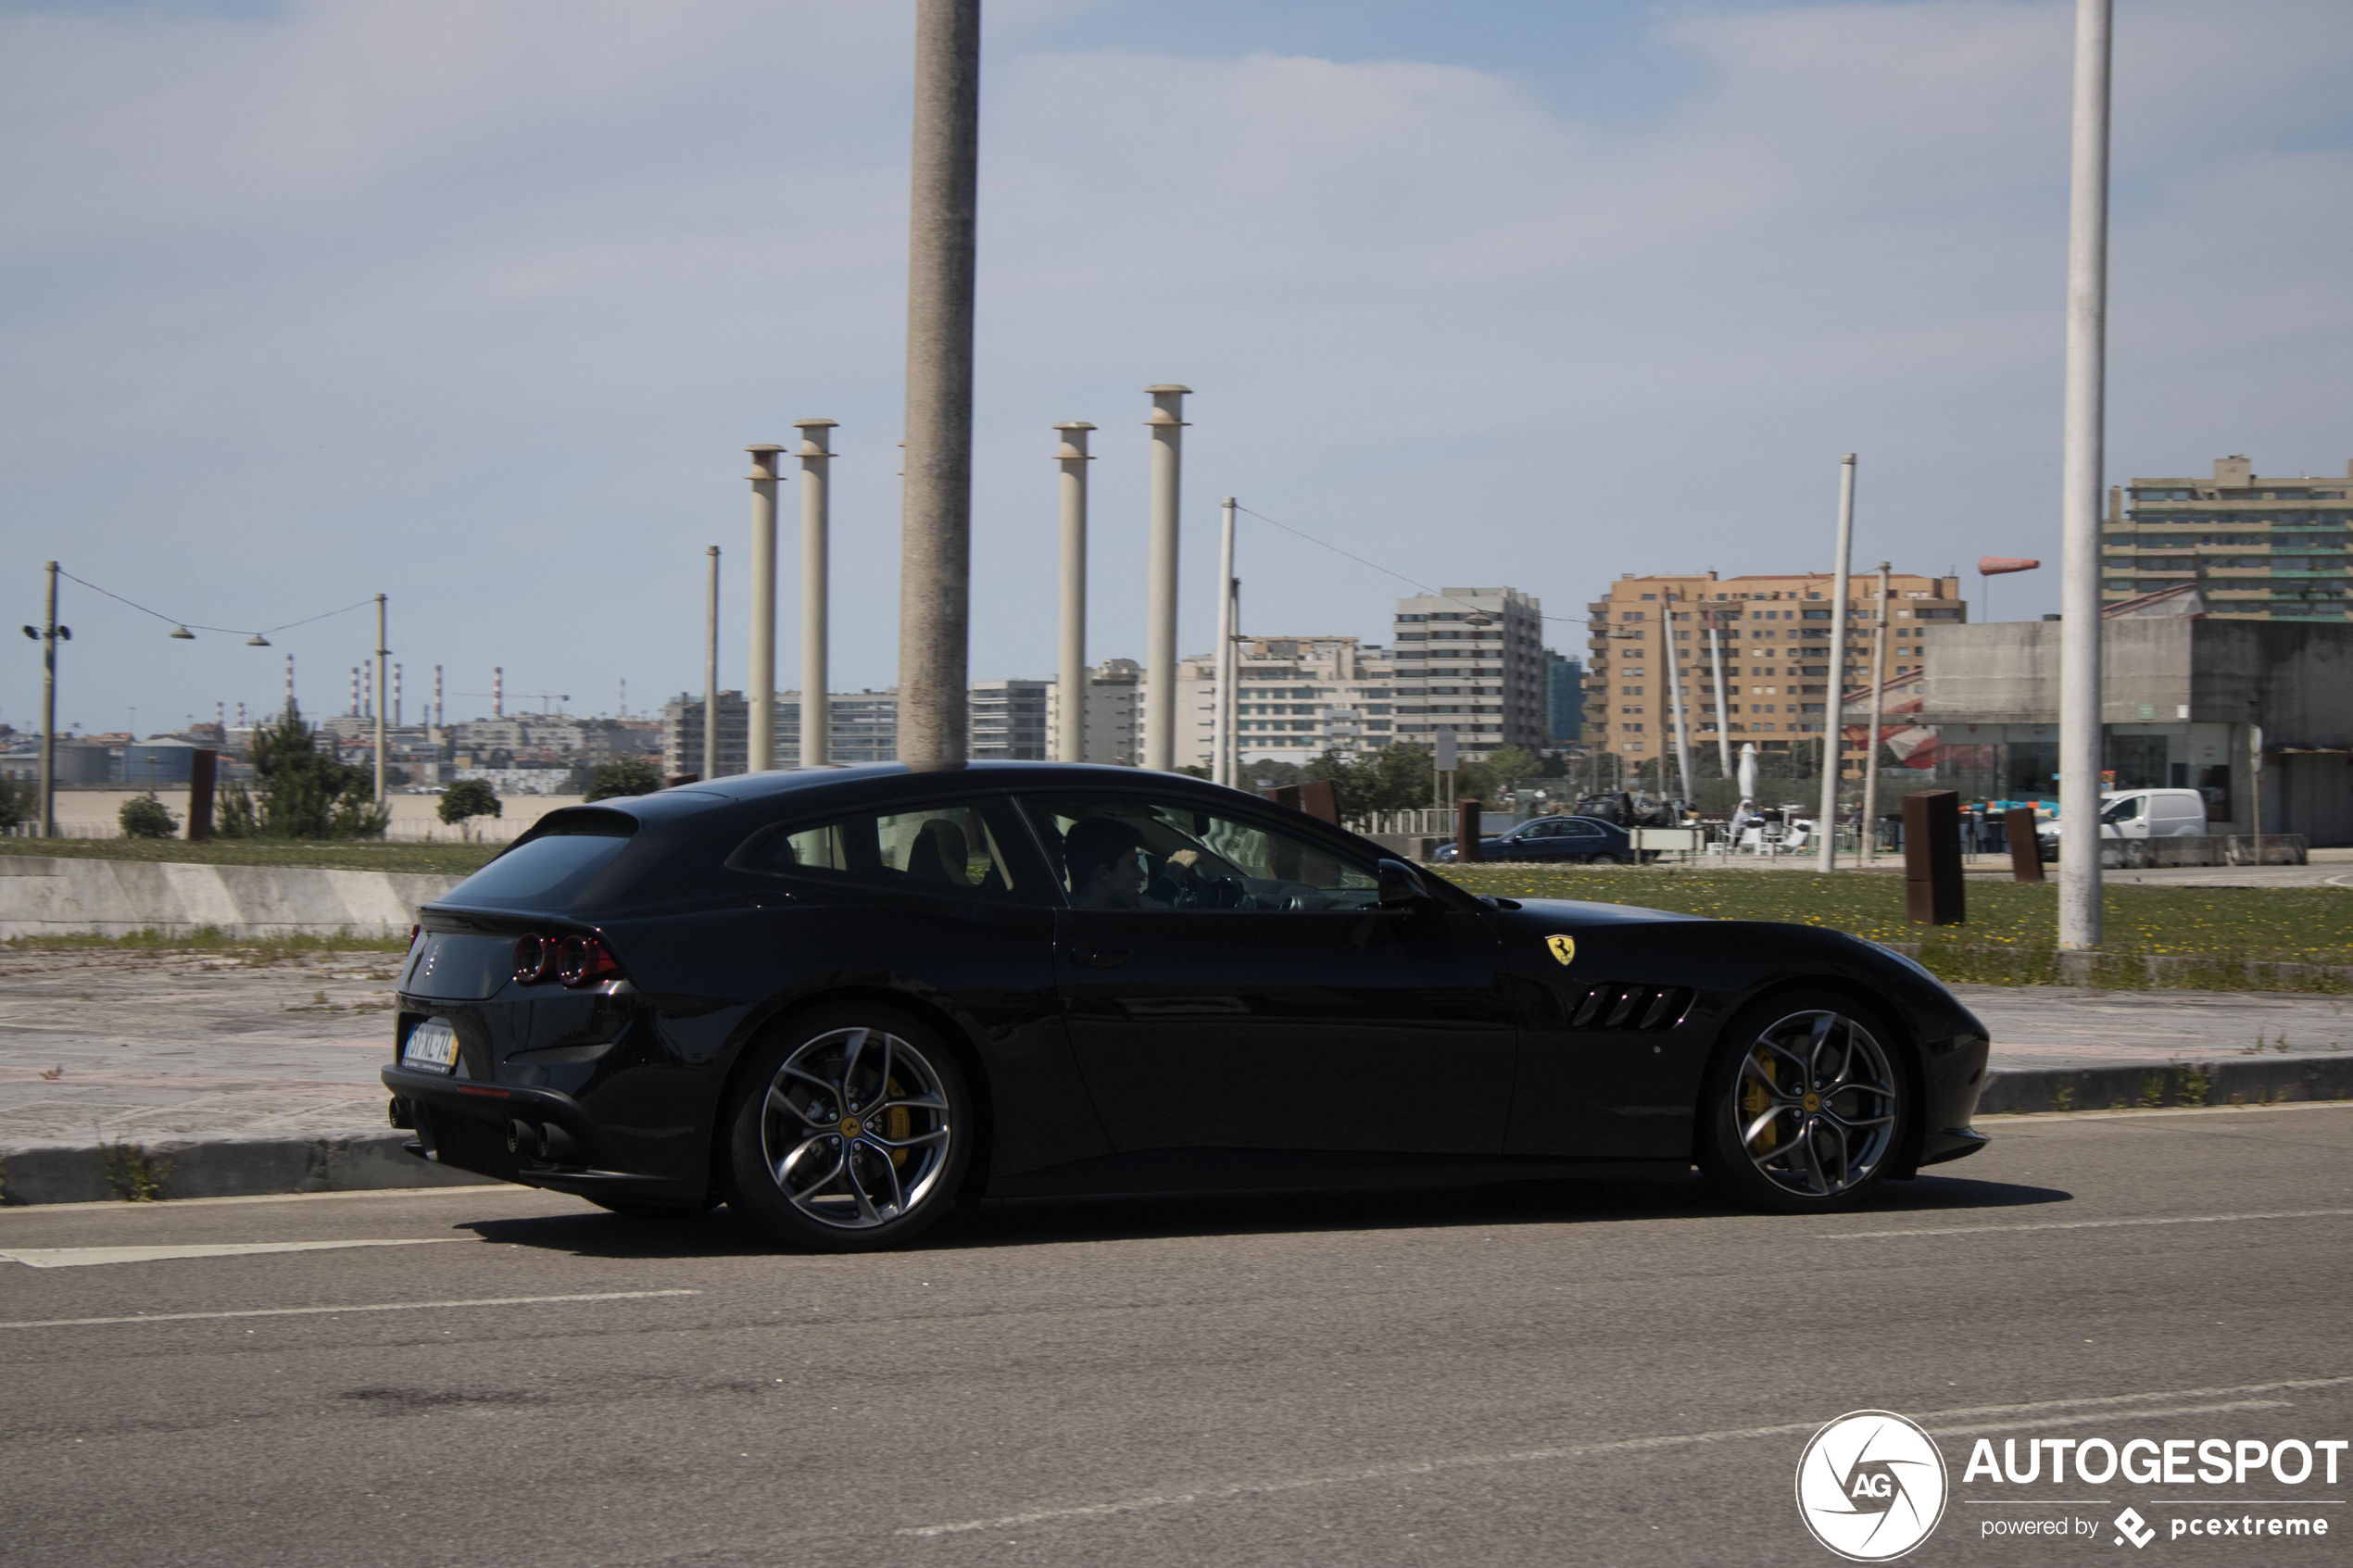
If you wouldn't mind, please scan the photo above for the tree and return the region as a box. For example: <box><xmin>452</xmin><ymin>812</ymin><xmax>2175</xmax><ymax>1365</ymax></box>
<box><xmin>584</xmin><ymin>758</ymin><xmax>663</xmax><ymax>801</ymax></box>
<box><xmin>1303</xmin><ymin>743</ymin><xmax>1436</xmax><ymax>821</ymax></box>
<box><xmin>0</xmin><ymin>776</ymin><xmax>30</xmax><ymax>834</ymax></box>
<box><xmin>1480</xmin><ymin>745</ymin><xmax>1543</xmax><ymax>785</ymax></box>
<box><xmin>438</xmin><ymin>779</ymin><xmax>501</xmax><ymax>837</ymax></box>
<box><xmin>119</xmin><ymin>792</ymin><xmax>177</xmax><ymax>839</ymax></box>
<box><xmin>213</xmin><ymin>704</ymin><xmax>388</xmax><ymax>839</ymax></box>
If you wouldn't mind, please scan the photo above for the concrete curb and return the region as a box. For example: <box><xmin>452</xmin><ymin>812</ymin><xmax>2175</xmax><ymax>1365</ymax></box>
<box><xmin>0</xmin><ymin>1130</ymin><xmax>495</xmax><ymax>1206</ymax></box>
<box><xmin>3</xmin><ymin>1058</ymin><xmax>2346</xmax><ymax>1205</ymax></box>
<box><xmin>1978</xmin><ymin>1055</ymin><xmax>2353</xmax><ymax>1116</ymax></box>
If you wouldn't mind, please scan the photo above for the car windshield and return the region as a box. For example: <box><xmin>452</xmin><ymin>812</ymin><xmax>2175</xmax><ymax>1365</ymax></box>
<box><xmin>440</xmin><ymin>811</ymin><xmax>636</xmax><ymax>909</ymax></box>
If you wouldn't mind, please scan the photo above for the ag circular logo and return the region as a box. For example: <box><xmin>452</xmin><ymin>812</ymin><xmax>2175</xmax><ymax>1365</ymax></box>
<box><xmin>1794</xmin><ymin>1410</ymin><xmax>1948</xmax><ymax>1562</ymax></box>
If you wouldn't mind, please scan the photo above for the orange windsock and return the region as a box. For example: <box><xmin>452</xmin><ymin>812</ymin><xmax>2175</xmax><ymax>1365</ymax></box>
<box><xmin>1979</xmin><ymin>557</ymin><xmax>2041</xmax><ymax>576</ymax></box>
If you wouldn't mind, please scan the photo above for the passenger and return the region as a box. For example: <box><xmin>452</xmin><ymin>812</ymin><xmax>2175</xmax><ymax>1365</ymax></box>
<box><xmin>1063</xmin><ymin>817</ymin><xmax>1150</xmax><ymax>909</ymax></box>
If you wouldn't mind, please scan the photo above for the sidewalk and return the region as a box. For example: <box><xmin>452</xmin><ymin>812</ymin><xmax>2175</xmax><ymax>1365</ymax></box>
<box><xmin>1</xmin><ymin>950</ymin><xmax>2348</xmax><ymax>1203</ymax></box>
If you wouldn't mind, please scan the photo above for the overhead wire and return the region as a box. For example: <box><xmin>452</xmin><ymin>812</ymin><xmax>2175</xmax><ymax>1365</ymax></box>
<box><xmin>53</xmin><ymin>569</ymin><xmax>371</xmax><ymax>638</ymax></box>
<box><xmin>1230</xmin><ymin>505</ymin><xmax>1604</xmax><ymax>628</ymax></box>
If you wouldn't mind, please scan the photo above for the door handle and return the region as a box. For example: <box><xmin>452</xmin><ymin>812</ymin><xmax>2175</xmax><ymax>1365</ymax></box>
<box><xmin>1067</xmin><ymin>945</ymin><xmax>1130</xmax><ymax>969</ymax></box>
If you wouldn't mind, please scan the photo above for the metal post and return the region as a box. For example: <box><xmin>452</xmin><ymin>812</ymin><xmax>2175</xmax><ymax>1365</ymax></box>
<box><xmin>704</xmin><ymin>545</ymin><xmax>721</xmax><ymax>782</ymax></box>
<box><xmin>37</xmin><ymin>560</ymin><xmax>58</xmax><ymax>837</ymax></box>
<box><xmin>1142</xmin><ymin>384</ymin><xmax>1190</xmax><ymax>771</ymax></box>
<box><xmin>373</xmin><ymin>595</ymin><xmax>388</xmax><ymax>806</ymax></box>
<box><xmin>1708</xmin><ymin>621</ymin><xmax>1731</xmax><ymax>778</ymax></box>
<box><xmin>1054</xmin><ymin>421</ymin><xmax>1094</xmax><ymax>764</ymax></box>
<box><xmin>1227</xmin><ymin>576</ymin><xmax>1243</xmax><ymax>783</ymax></box>
<box><xmin>898</xmin><ymin>0</ymin><xmax>981</xmax><ymax>770</ymax></box>
<box><xmin>1815</xmin><ymin>454</ymin><xmax>1858</xmax><ymax>872</ymax></box>
<box><xmin>2057</xmin><ymin>0</ymin><xmax>2112</xmax><ymax>951</ymax></box>
<box><xmin>793</xmin><ymin>420</ymin><xmax>836</xmax><ymax>768</ymax></box>
<box><xmin>1214</xmin><ymin>496</ymin><xmax>1238</xmax><ymax>785</ymax></box>
<box><xmin>1664</xmin><ymin>606</ymin><xmax>1693</xmax><ymax>806</ymax></box>
<box><xmin>1859</xmin><ymin>562</ymin><xmax>1891</xmax><ymax>866</ymax></box>
<box><xmin>2250</xmin><ymin>723</ymin><xmax>2264</xmax><ymax>859</ymax></box>
<box><xmin>745</xmin><ymin>443</ymin><xmax>783</xmax><ymax>771</ymax></box>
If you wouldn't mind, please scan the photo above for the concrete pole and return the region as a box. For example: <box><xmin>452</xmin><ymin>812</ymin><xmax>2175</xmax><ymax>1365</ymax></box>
<box><xmin>37</xmin><ymin>560</ymin><xmax>57</xmax><ymax>838</ymax></box>
<box><xmin>1664</xmin><ymin>608</ymin><xmax>1693</xmax><ymax>807</ymax></box>
<box><xmin>2057</xmin><ymin>0</ymin><xmax>2112</xmax><ymax>951</ymax></box>
<box><xmin>1708</xmin><ymin>621</ymin><xmax>1732</xmax><ymax>777</ymax></box>
<box><xmin>704</xmin><ymin>545</ymin><xmax>721</xmax><ymax>783</ymax></box>
<box><xmin>1224</xmin><ymin>573</ymin><xmax>1242</xmax><ymax>785</ymax></box>
<box><xmin>796</xmin><ymin>420</ymin><xmax>836</xmax><ymax>768</ymax></box>
<box><xmin>373</xmin><ymin>595</ymin><xmax>388</xmax><ymax>806</ymax></box>
<box><xmin>746</xmin><ymin>443</ymin><xmax>783</xmax><ymax>771</ymax></box>
<box><xmin>1054</xmin><ymin>421</ymin><xmax>1094</xmax><ymax>764</ymax></box>
<box><xmin>1859</xmin><ymin>563</ymin><xmax>1891</xmax><ymax>867</ymax></box>
<box><xmin>494</xmin><ymin>666</ymin><xmax>504</xmax><ymax>719</ymax></box>
<box><xmin>897</xmin><ymin>0</ymin><xmax>981</xmax><ymax>770</ymax></box>
<box><xmin>1816</xmin><ymin>454</ymin><xmax>1858</xmax><ymax>872</ymax></box>
<box><xmin>1142</xmin><ymin>383</ymin><xmax>1190</xmax><ymax>771</ymax></box>
<box><xmin>1223</xmin><ymin>500</ymin><xmax>1242</xmax><ymax>784</ymax></box>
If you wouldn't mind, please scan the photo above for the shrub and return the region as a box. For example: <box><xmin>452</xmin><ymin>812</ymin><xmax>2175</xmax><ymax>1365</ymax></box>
<box><xmin>118</xmin><ymin>793</ymin><xmax>178</xmax><ymax>839</ymax></box>
<box><xmin>584</xmin><ymin>758</ymin><xmax>663</xmax><ymax>802</ymax></box>
<box><xmin>0</xmin><ymin>775</ymin><xmax>31</xmax><ymax>833</ymax></box>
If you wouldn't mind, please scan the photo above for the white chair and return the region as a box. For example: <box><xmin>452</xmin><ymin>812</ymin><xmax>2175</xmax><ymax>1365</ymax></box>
<box><xmin>1779</xmin><ymin>823</ymin><xmax>1809</xmax><ymax>855</ymax></box>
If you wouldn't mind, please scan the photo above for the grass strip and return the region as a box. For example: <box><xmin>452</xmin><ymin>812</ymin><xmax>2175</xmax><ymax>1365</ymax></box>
<box><xmin>1437</xmin><ymin>865</ymin><xmax>2353</xmax><ymax>990</ymax></box>
<box><xmin>0</xmin><ymin>837</ymin><xmax>501</xmax><ymax>875</ymax></box>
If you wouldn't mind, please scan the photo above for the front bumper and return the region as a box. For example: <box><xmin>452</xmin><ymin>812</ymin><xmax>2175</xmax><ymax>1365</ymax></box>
<box><xmin>383</xmin><ymin>1064</ymin><xmax>709</xmax><ymax>1208</ymax></box>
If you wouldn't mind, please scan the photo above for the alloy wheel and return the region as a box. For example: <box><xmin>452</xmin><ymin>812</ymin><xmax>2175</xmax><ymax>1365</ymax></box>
<box><xmin>758</xmin><ymin>1026</ymin><xmax>952</xmax><ymax>1230</ymax></box>
<box><xmin>1732</xmin><ymin>1009</ymin><xmax>1898</xmax><ymax>1198</ymax></box>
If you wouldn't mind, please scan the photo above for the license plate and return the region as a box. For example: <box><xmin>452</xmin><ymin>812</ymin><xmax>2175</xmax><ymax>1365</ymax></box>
<box><xmin>402</xmin><ymin>1019</ymin><xmax>459</xmax><ymax>1073</ymax></box>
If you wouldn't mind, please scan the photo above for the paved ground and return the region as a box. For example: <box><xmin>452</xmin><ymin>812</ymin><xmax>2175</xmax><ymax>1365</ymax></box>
<box><xmin>2</xmin><ymin>1101</ymin><xmax>2347</xmax><ymax>1565</ymax></box>
<box><xmin>2</xmin><ymin>950</ymin><xmax>2347</xmax><ymax>1149</ymax></box>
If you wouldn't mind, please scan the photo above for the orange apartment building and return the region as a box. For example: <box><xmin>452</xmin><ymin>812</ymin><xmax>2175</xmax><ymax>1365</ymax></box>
<box><xmin>1584</xmin><ymin>571</ymin><xmax>1967</xmax><ymax>776</ymax></box>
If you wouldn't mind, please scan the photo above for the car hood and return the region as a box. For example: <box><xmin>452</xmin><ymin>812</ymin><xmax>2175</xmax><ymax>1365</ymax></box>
<box><xmin>1498</xmin><ymin>897</ymin><xmax>1707</xmax><ymax>925</ymax></box>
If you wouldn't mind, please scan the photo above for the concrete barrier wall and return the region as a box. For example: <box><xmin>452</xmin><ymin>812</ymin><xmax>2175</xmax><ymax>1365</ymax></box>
<box><xmin>0</xmin><ymin>856</ymin><xmax>464</xmax><ymax>939</ymax></box>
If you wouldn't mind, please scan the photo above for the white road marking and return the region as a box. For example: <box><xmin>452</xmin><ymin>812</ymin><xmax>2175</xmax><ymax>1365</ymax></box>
<box><xmin>895</xmin><ymin>1376</ymin><xmax>2353</xmax><ymax>1539</ymax></box>
<box><xmin>0</xmin><ymin>1238</ymin><xmax>467</xmax><ymax>1268</ymax></box>
<box><xmin>1824</xmin><ymin>1208</ymin><xmax>2353</xmax><ymax>1240</ymax></box>
<box><xmin>0</xmin><ymin>1288</ymin><xmax>700</xmax><ymax>1329</ymax></box>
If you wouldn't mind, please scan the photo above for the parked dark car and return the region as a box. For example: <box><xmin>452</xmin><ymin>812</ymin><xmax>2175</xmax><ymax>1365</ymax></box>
<box><xmin>384</xmin><ymin>763</ymin><xmax>1990</xmax><ymax>1250</ymax></box>
<box><xmin>1431</xmin><ymin>813</ymin><xmax>1647</xmax><ymax>864</ymax></box>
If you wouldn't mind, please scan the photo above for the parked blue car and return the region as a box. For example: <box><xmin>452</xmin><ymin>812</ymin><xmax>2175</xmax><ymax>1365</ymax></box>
<box><xmin>1431</xmin><ymin>814</ymin><xmax>1649</xmax><ymax>864</ymax></box>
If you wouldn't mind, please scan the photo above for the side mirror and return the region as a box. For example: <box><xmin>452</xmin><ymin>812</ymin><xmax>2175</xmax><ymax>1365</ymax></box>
<box><xmin>1376</xmin><ymin>858</ymin><xmax>1428</xmax><ymax>909</ymax></box>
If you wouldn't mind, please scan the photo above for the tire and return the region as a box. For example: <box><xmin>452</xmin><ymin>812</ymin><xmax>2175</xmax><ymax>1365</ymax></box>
<box><xmin>723</xmin><ymin>1001</ymin><xmax>973</xmax><ymax>1252</ymax></box>
<box><xmin>1696</xmin><ymin>988</ymin><xmax>1908</xmax><ymax>1214</ymax></box>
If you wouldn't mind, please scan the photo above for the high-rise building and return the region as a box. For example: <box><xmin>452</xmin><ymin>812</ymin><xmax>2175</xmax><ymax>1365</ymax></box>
<box><xmin>1585</xmin><ymin>571</ymin><xmax>1966</xmax><ymax>767</ymax></box>
<box><xmin>1543</xmin><ymin>650</ymin><xmax>1584</xmax><ymax>746</ymax></box>
<box><xmin>1389</xmin><ymin>587</ymin><xmax>1545</xmax><ymax>762</ymax></box>
<box><xmin>2103</xmin><ymin>457</ymin><xmax>2353</xmax><ymax>621</ymax></box>
<box><xmin>1173</xmin><ymin>637</ymin><xmax>1397</xmax><ymax>769</ymax></box>
<box><xmin>968</xmin><ymin>680</ymin><xmax>1050</xmax><ymax>760</ymax></box>
<box><xmin>1046</xmin><ymin>659</ymin><xmax>1142</xmax><ymax>767</ymax></box>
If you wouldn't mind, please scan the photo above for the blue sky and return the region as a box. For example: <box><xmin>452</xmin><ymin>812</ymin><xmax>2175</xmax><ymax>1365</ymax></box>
<box><xmin>4</xmin><ymin>0</ymin><xmax>2348</xmax><ymax>734</ymax></box>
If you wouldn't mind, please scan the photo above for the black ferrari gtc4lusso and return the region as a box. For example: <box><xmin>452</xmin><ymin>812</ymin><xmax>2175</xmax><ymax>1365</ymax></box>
<box><xmin>384</xmin><ymin>762</ymin><xmax>1990</xmax><ymax>1250</ymax></box>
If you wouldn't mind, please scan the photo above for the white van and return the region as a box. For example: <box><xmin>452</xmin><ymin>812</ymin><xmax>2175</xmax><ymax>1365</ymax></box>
<box><xmin>2037</xmin><ymin>787</ymin><xmax>2208</xmax><ymax>851</ymax></box>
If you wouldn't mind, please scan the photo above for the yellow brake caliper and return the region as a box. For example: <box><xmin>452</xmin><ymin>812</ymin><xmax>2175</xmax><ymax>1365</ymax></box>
<box><xmin>1743</xmin><ymin>1049</ymin><xmax>1778</xmax><ymax>1151</ymax></box>
<box><xmin>885</xmin><ymin>1076</ymin><xmax>911</xmax><ymax>1168</ymax></box>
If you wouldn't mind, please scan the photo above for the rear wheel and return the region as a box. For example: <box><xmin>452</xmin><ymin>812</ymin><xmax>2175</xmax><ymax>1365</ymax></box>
<box><xmin>724</xmin><ymin>1002</ymin><xmax>972</xmax><ymax>1251</ymax></box>
<box><xmin>1697</xmin><ymin>990</ymin><xmax>1906</xmax><ymax>1213</ymax></box>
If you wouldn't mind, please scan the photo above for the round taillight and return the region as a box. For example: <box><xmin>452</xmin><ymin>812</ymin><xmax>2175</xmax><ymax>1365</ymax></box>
<box><xmin>556</xmin><ymin>935</ymin><xmax>598</xmax><ymax>988</ymax></box>
<box><xmin>513</xmin><ymin>935</ymin><xmax>555</xmax><ymax>986</ymax></box>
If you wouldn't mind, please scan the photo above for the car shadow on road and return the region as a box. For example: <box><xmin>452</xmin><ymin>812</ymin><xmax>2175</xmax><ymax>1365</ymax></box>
<box><xmin>456</xmin><ymin>1169</ymin><xmax>2074</xmax><ymax>1260</ymax></box>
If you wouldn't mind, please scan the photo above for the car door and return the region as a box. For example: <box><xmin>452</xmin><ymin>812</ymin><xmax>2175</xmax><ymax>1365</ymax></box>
<box><xmin>1021</xmin><ymin>792</ymin><xmax>1517</xmax><ymax>1158</ymax></box>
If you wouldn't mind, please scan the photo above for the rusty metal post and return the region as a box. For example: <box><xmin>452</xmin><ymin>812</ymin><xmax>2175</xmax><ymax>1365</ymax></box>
<box><xmin>1456</xmin><ymin>798</ymin><xmax>1483</xmax><ymax>863</ymax></box>
<box><xmin>186</xmin><ymin>747</ymin><xmax>217</xmax><ymax>842</ymax></box>
<box><xmin>1903</xmin><ymin>789</ymin><xmax>1966</xmax><ymax>924</ymax></box>
<box><xmin>2005</xmin><ymin>807</ymin><xmax>2045</xmax><ymax>883</ymax></box>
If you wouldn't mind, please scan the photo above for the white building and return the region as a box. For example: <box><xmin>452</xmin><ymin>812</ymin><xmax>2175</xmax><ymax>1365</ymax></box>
<box><xmin>1168</xmin><ymin>636</ymin><xmax>1401</xmax><ymax>770</ymax></box>
<box><xmin>1389</xmin><ymin>587</ymin><xmax>1546</xmax><ymax>763</ymax></box>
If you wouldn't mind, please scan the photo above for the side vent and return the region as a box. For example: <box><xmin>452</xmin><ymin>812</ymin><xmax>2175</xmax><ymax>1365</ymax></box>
<box><xmin>1567</xmin><ymin>984</ymin><xmax>1693</xmax><ymax>1032</ymax></box>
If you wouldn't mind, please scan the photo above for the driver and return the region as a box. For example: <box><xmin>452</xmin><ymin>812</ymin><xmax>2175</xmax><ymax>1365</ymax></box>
<box><xmin>1063</xmin><ymin>816</ymin><xmax>1150</xmax><ymax>909</ymax></box>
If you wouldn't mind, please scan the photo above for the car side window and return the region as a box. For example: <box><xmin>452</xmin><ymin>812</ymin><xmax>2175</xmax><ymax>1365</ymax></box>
<box><xmin>1562</xmin><ymin>820</ymin><xmax>1606</xmax><ymax>839</ymax></box>
<box><xmin>1023</xmin><ymin>796</ymin><xmax>1381</xmax><ymax>913</ymax></box>
<box><xmin>740</xmin><ymin>797</ymin><xmax>1029</xmax><ymax>901</ymax></box>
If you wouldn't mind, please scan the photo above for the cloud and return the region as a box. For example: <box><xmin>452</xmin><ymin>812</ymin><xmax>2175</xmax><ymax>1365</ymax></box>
<box><xmin>0</xmin><ymin>0</ymin><xmax>2347</xmax><ymax>734</ymax></box>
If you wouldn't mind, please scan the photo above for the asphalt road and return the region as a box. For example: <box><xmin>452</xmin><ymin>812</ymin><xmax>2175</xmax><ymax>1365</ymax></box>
<box><xmin>4</xmin><ymin>1104</ymin><xmax>2349</xmax><ymax>1567</ymax></box>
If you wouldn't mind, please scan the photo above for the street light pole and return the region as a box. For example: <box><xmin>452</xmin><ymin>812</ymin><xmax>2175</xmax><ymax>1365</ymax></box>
<box><xmin>1816</xmin><ymin>454</ymin><xmax>1858</xmax><ymax>872</ymax></box>
<box><xmin>1215</xmin><ymin>497</ymin><xmax>1238</xmax><ymax>786</ymax></box>
<box><xmin>1860</xmin><ymin>562</ymin><xmax>1891</xmax><ymax>867</ymax></box>
<box><xmin>2057</xmin><ymin>0</ymin><xmax>2113</xmax><ymax>951</ymax></box>
<box><xmin>373</xmin><ymin>595</ymin><xmax>389</xmax><ymax>806</ymax></box>
<box><xmin>704</xmin><ymin>545</ymin><xmax>721</xmax><ymax>783</ymax></box>
<box><xmin>37</xmin><ymin>560</ymin><xmax>60</xmax><ymax>838</ymax></box>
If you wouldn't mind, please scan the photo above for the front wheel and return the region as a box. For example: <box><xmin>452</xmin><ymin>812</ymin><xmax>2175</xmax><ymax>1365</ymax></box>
<box><xmin>1697</xmin><ymin>991</ymin><xmax>1906</xmax><ymax>1213</ymax></box>
<box><xmin>724</xmin><ymin>1003</ymin><xmax>973</xmax><ymax>1251</ymax></box>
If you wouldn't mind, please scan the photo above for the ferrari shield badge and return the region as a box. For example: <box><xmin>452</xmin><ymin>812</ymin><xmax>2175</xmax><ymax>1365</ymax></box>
<box><xmin>1544</xmin><ymin>935</ymin><xmax>1577</xmax><ymax>967</ymax></box>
